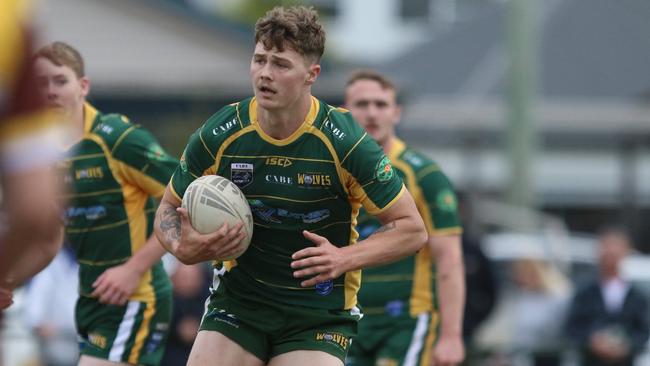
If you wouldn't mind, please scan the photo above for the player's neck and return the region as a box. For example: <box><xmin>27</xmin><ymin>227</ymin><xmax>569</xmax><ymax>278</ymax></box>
<box><xmin>65</xmin><ymin>105</ymin><xmax>85</xmax><ymax>145</ymax></box>
<box><xmin>381</xmin><ymin>136</ymin><xmax>396</xmax><ymax>155</ymax></box>
<box><xmin>257</xmin><ymin>93</ymin><xmax>312</xmax><ymax>140</ymax></box>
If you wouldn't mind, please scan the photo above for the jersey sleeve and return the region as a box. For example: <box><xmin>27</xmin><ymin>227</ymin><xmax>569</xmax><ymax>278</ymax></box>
<box><xmin>111</xmin><ymin>124</ymin><xmax>179</xmax><ymax>199</ymax></box>
<box><xmin>170</xmin><ymin>126</ymin><xmax>218</xmax><ymax>201</ymax></box>
<box><xmin>342</xmin><ymin>132</ymin><xmax>404</xmax><ymax>215</ymax></box>
<box><xmin>169</xmin><ymin>104</ymin><xmax>239</xmax><ymax>201</ymax></box>
<box><xmin>418</xmin><ymin>167</ymin><xmax>462</xmax><ymax>235</ymax></box>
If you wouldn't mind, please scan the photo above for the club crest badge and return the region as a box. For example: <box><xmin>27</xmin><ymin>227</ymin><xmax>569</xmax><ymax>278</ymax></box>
<box><xmin>231</xmin><ymin>163</ymin><xmax>253</xmax><ymax>188</ymax></box>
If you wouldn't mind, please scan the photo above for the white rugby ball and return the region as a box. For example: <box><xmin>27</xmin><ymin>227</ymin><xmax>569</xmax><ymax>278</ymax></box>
<box><xmin>181</xmin><ymin>175</ymin><xmax>253</xmax><ymax>260</ymax></box>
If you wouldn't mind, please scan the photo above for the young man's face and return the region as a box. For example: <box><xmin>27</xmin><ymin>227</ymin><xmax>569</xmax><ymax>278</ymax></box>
<box><xmin>34</xmin><ymin>57</ymin><xmax>88</xmax><ymax>117</ymax></box>
<box><xmin>345</xmin><ymin>79</ymin><xmax>401</xmax><ymax>147</ymax></box>
<box><xmin>250</xmin><ymin>42</ymin><xmax>319</xmax><ymax>111</ymax></box>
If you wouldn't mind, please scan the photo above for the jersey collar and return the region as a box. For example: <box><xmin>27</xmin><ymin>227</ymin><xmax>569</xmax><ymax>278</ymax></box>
<box><xmin>388</xmin><ymin>137</ymin><xmax>407</xmax><ymax>161</ymax></box>
<box><xmin>248</xmin><ymin>96</ymin><xmax>320</xmax><ymax>146</ymax></box>
<box><xmin>83</xmin><ymin>102</ymin><xmax>99</xmax><ymax>134</ymax></box>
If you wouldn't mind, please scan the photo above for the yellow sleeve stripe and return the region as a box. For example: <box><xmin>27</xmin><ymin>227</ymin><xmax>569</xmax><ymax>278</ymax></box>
<box><xmin>416</xmin><ymin>165</ymin><xmax>440</xmax><ymax>180</ymax></box>
<box><xmin>169</xmin><ymin>176</ymin><xmax>183</xmax><ymax>201</ymax></box>
<box><xmin>365</xmin><ymin>184</ymin><xmax>407</xmax><ymax>216</ymax></box>
<box><xmin>429</xmin><ymin>227</ymin><xmax>463</xmax><ymax>236</ymax></box>
<box><xmin>199</xmin><ymin>126</ymin><xmax>216</xmax><ymax>160</ymax></box>
<box><xmin>116</xmin><ymin>161</ymin><xmax>167</xmax><ymax>198</ymax></box>
<box><xmin>110</xmin><ymin>125</ymin><xmax>137</xmax><ymax>154</ymax></box>
<box><xmin>340</xmin><ymin>132</ymin><xmax>367</xmax><ymax>165</ymax></box>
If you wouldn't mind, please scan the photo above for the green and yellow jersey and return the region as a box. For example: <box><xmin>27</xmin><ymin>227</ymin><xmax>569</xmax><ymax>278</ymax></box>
<box><xmin>171</xmin><ymin>96</ymin><xmax>405</xmax><ymax>310</ymax></box>
<box><xmin>356</xmin><ymin>138</ymin><xmax>462</xmax><ymax>318</ymax></box>
<box><xmin>60</xmin><ymin>103</ymin><xmax>177</xmax><ymax>302</ymax></box>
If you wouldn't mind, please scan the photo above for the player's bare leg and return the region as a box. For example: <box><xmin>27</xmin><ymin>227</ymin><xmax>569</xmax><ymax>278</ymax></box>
<box><xmin>77</xmin><ymin>355</ymin><xmax>130</xmax><ymax>366</ymax></box>
<box><xmin>187</xmin><ymin>330</ymin><xmax>265</xmax><ymax>366</ymax></box>
<box><xmin>268</xmin><ymin>350</ymin><xmax>343</xmax><ymax>366</ymax></box>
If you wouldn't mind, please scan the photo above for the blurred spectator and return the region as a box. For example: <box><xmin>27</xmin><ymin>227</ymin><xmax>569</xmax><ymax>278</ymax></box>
<box><xmin>161</xmin><ymin>263</ymin><xmax>211</xmax><ymax>365</ymax></box>
<box><xmin>462</xmin><ymin>233</ymin><xmax>498</xmax><ymax>344</ymax></box>
<box><xmin>24</xmin><ymin>246</ymin><xmax>79</xmax><ymax>366</ymax></box>
<box><xmin>510</xmin><ymin>258</ymin><xmax>571</xmax><ymax>366</ymax></box>
<box><xmin>564</xmin><ymin>227</ymin><xmax>650</xmax><ymax>366</ymax></box>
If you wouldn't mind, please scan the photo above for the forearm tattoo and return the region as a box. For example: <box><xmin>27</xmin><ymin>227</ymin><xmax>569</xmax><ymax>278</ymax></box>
<box><xmin>374</xmin><ymin>222</ymin><xmax>396</xmax><ymax>234</ymax></box>
<box><xmin>159</xmin><ymin>205</ymin><xmax>181</xmax><ymax>243</ymax></box>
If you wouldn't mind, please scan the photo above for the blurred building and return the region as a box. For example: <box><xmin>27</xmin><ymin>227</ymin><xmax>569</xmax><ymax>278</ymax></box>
<box><xmin>375</xmin><ymin>0</ymin><xmax>650</xmax><ymax>246</ymax></box>
<box><xmin>36</xmin><ymin>0</ymin><xmax>650</xmax><ymax>245</ymax></box>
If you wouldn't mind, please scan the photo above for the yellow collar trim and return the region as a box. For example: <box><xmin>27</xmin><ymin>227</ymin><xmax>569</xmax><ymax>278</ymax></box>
<box><xmin>249</xmin><ymin>96</ymin><xmax>320</xmax><ymax>146</ymax></box>
<box><xmin>388</xmin><ymin>137</ymin><xmax>406</xmax><ymax>161</ymax></box>
<box><xmin>83</xmin><ymin>102</ymin><xmax>98</xmax><ymax>134</ymax></box>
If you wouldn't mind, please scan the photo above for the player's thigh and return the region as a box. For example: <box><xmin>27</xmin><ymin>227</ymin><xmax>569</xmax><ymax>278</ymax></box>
<box><xmin>268</xmin><ymin>350</ymin><xmax>343</xmax><ymax>366</ymax></box>
<box><xmin>78</xmin><ymin>355</ymin><xmax>130</xmax><ymax>366</ymax></box>
<box><xmin>187</xmin><ymin>330</ymin><xmax>264</xmax><ymax>366</ymax></box>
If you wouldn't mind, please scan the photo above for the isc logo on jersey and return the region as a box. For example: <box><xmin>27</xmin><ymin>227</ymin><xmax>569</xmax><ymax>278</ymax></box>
<box><xmin>265</xmin><ymin>157</ymin><xmax>292</xmax><ymax>167</ymax></box>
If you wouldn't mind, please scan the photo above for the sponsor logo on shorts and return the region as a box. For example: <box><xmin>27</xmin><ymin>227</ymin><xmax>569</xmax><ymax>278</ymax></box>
<box><xmin>315</xmin><ymin>280</ymin><xmax>333</xmax><ymax>295</ymax></box>
<box><xmin>375</xmin><ymin>156</ymin><xmax>394</xmax><ymax>183</ymax></box>
<box><xmin>145</xmin><ymin>331</ymin><xmax>165</xmax><ymax>354</ymax></box>
<box><xmin>315</xmin><ymin>332</ymin><xmax>349</xmax><ymax>350</ymax></box>
<box><xmin>231</xmin><ymin>163</ymin><xmax>253</xmax><ymax>188</ymax></box>
<box><xmin>208</xmin><ymin>309</ymin><xmax>240</xmax><ymax>328</ymax></box>
<box><xmin>384</xmin><ymin>300</ymin><xmax>405</xmax><ymax>317</ymax></box>
<box><xmin>88</xmin><ymin>332</ymin><xmax>107</xmax><ymax>349</ymax></box>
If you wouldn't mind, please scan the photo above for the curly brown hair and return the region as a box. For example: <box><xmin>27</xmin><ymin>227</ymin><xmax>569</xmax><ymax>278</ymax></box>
<box><xmin>254</xmin><ymin>6</ymin><xmax>326</xmax><ymax>63</ymax></box>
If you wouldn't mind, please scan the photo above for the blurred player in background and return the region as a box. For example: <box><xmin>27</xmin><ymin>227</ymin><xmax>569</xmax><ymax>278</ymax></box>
<box><xmin>0</xmin><ymin>0</ymin><xmax>65</xmax><ymax>310</ymax></box>
<box><xmin>154</xmin><ymin>5</ymin><xmax>427</xmax><ymax>366</ymax></box>
<box><xmin>33</xmin><ymin>41</ymin><xmax>177</xmax><ymax>366</ymax></box>
<box><xmin>344</xmin><ymin>71</ymin><xmax>465</xmax><ymax>366</ymax></box>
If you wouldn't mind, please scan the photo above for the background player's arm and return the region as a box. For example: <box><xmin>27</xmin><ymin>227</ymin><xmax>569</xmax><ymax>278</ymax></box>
<box><xmin>154</xmin><ymin>185</ymin><xmax>246</xmax><ymax>265</ymax></box>
<box><xmin>429</xmin><ymin>233</ymin><xmax>465</xmax><ymax>365</ymax></box>
<box><xmin>91</xmin><ymin>234</ymin><xmax>168</xmax><ymax>305</ymax></box>
<box><xmin>293</xmin><ymin>189</ymin><xmax>427</xmax><ymax>287</ymax></box>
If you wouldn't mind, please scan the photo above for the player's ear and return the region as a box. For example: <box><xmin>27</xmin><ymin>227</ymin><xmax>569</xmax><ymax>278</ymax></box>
<box><xmin>394</xmin><ymin>104</ymin><xmax>402</xmax><ymax>126</ymax></box>
<box><xmin>80</xmin><ymin>76</ymin><xmax>90</xmax><ymax>97</ymax></box>
<box><xmin>306</xmin><ymin>63</ymin><xmax>321</xmax><ymax>86</ymax></box>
